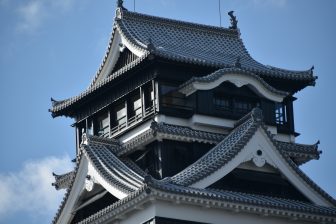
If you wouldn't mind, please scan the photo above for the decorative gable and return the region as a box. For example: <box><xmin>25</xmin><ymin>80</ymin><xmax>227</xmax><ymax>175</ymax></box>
<box><xmin>171</xmin><ymin>108</ymin><xmax>335</xmax><ymax>207</ymax></box>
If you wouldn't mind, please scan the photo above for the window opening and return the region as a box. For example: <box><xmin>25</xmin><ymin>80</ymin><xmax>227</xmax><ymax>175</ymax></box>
<box><xmin>161</xmin><ymin>83</ymin><xmax>191</xmax><ymax>110</ymax></box>
<box><xmin>128</xmin><ymin>93</ymin><xmax>142</xmax><ymax>125</ymax></box>
<box><xmin>96</xmin><ymin>113</ymin><xmax>109</xmax><ymax>137</ymax></box>
<box><xmin>111</xmin><ymin>103</ymin><xmax>127</xmax><ymax>134</ymax></box>
<box><xmin>275</xmin><ymin>103</ymin><xmax>287</xmax><ymax>125</ymax></box>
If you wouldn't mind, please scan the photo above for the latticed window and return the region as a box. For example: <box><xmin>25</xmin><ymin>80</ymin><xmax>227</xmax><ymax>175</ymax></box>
<box><xmin>233</xmin><ymin>99</ymin><xmax>254</xmax><ymax>114</ymax></box>
<box><xmin>275</xmin><ymin>103</ymin><xmax>287</xmax><ymax>125</ymax></box>
<box><xmin>213</xmin><ymin>96</ymin><xmax>230</xmax><ymax>110</ymax></box>
<box><xmin>213</xmin><ymin>94</ymin><xmax>255</xmax><ymax>116</ymax></box>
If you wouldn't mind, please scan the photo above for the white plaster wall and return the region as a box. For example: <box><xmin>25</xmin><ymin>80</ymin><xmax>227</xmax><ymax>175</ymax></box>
<box><xmin>274</xmin><ymin>133</ymin><xmax>295</xmax><ymax>143</ymax></box>
<box><xmin>118</xmin><ymin>203</ymin><xmax>156</xmax><ymax>224</ymax></box>
<box><xmin>119</xmin><ymin>119</ymin><xmax>152</xmax><ymax>143</ymax></box>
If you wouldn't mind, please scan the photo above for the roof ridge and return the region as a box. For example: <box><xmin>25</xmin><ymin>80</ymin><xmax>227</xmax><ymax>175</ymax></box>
<box><xmin>121</xmin><ymin>9</ymin><xmax>239</xmax><ymax>37</ymax></box>
<box><xmin>49</xmin><ymin>53</ymin><xmax>150</xmax><ymax>117</ymax></box>
<box><xmin>234</xmin><ymin>107</ymin><xmax>263</xmax><ymax>128</ymax></box>
<box><xmin>81</xmin><ymin>134</ymin><xmax>120</xmax><ymax>147</ymax></box>
<box><xmin>171</xmin><ymin>109</ymin><xmax>261</xmax><ymax>186</ymax></box>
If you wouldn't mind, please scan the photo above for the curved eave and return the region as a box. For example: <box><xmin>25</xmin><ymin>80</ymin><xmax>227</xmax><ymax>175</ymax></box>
<box><xmin>52</xmin><ymin>135</ymin><xmax>145</xmax><ymax>224</ymax></box>
<box><xmin>276</xmin><ymin>141</ymin><xmax>321</xmax><ymax>165</ymax></box>
<box><xmin>118</xmin><ymin>121</ymin><xmax>225</xmax><ymax>156</ymax></box>
<box><xmin>153</xmin><ymin>50</ymin><xmax>316</xmax><ymax>83</ymax></box>
<box><xmin>77</xmin><ymin>179</ymin><xmax>336</xmax><ymax>224</ymax></box>
<box><xmin>118</xmin><ymin>9</ymin><xmax>316</xmax><ymax>83</ymax></box>
<box><xmin>52</xmin><ymin>171</ymin><xmax>75</xmax><ymax>190</ymax></box>
<box><xmin>81</xmin><ymin>135</ymin><xmax>144</xmax><ymax>197</ymax></box>
<box><xmin>171</xmin><ymin>110</ymin><xmax>260</xmax><ymax>186</ymax></box>
<box><xmin>52</xmin><ymin>150</ymin><xmax>84</xmax><ymax>224</ymax></box>
<box><xmin>88</xmin><ymin>25</ymin><xmax>118</xmax><ymax>89</ymax></box>
<box><xmin>179</xmin><ymin>67</ymin><xmax>289</xmax><ymax>102</ymax></box>
<box><xmin>88</xmin><ymin>8</ymin><xmax>149</xmax><ymax>89</ymax></box>
<box><xmin>49</xmin><ymin>53</ymin><xmax>150</xmax><ymax>118</ymax></box>
<box><xmin>50</xmin><ymin>8</ymin><xmax>316</xmax><ymax>117</ymax></box>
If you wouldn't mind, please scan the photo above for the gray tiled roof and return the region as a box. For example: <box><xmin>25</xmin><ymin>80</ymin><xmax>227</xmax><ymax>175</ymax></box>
<box><xmin>171</xmin><ymin>108</ymin><xmax>261</xmax><ymax>186</ymax></box>
<box><xmin>118</xmin><ymin>121</ymin><xmax>224</xmax><ymax>156</ymax></box>
<box><xmin>49</xmin><ymin>8</ymin><xmax>316</xmax><ymax>117</ymax></box>
<box><xmin>49</xmin><ymin>53</ymin><xmax>149</xmax><ymax>116</ymax></box>
<box><xmin>51</xmin><ymin>134</ymin><xmax>145</xmax><ymax>224</ymax></box>
<box><xmin>276</xmin><ymin>140</ymin><xmax>320</xmax><ymax>165</ymax></box>
<box><xmin>151</xmin><ymin>179</ymin><xmax>336</xmax><ymax>217</ymax></box>
<box><xmin>52</xmin><ymin>171</ymin><xmax>75</xmax><ymax>190</ymax></box>
<box><xmin>170</xmin><ymin>108</ymin><xmax>336</xmax><ymax>207</ymax></box>
<box><xmin>52</xmin><ymin>152</ymin><xmax>82</xmax><ymax>224</ymax></box>
<box><xmin>82</xmin><ymin>135</ymin><xmax>144</xmax><ymax>193</ymax></box>
<box><xmin>118</xmin><ymin>9</ymin><xmax>315</xmax><ymax>81</ymax></box>
<box><xmin>117</xmin><ymin>121</ymin><xmax>319</xmax><ymax>163</ymax></box>
<box><xmin>52</xmin><ymin>113</ymin><xmax>334</xmax><ymax>224</ymax></box>
<box><xmin>77</xmin><ymin>177</ymin><xmax>336</xmax><ymax>224</ymax></box>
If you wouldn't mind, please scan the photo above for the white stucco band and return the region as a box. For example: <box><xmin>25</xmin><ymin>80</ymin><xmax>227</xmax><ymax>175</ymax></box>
<box><xmin>182</xmin><ymin>73</ymin><xmax>287</xmax><ymax>102</ymax></box>
<box><xmin>117</xmin><ymin>200</ymin><xmax>314</xmax><ymax>224</ymax></box>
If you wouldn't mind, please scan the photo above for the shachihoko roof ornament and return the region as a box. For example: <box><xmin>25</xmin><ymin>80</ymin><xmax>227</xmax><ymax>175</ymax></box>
<box><xmin>228</xmin><ymin>11</ymin><xmax>238</xmax><ymax>29</ymax></box>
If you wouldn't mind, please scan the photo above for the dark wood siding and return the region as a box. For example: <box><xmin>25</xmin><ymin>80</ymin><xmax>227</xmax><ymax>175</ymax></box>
<box><xmin>112</xmin><ymin>48</ymin><xmax>138</xmax><ymax>73</ymax></box>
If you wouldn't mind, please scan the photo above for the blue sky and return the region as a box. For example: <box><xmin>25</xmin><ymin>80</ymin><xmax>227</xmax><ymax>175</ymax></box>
<box><xmin>0</xmin><ymin>0</ymin><xmax>335</xmax><ymax>223</ymax></box>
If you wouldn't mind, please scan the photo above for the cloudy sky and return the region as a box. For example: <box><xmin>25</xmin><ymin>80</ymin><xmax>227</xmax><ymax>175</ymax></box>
<box><xmin>0</xmin><ymin>0</ymin><xmax>335</xmax><ymax>223</ymax></box>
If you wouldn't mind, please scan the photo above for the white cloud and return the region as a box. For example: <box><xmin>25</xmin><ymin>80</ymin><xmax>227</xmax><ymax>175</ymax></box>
<box><xmin>17</xmin><ymin>1</ymin><xmax>45</xmax><ymax>32</ymax></box>
<box><xmin>16</xmin><ymin>0</ymin><xmax>77</xmax><ymax>33</ymax></box>
<box><xmin>0</xmin><ymin>155</ymin><xmax>73</xmax><ymax>222</ymax></box>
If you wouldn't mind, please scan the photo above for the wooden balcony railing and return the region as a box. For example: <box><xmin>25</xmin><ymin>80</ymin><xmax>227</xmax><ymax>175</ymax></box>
<box><xmin>110</xmin><ymin>105</ymin><xmax>155</xmax><ymax>136</ymax></box>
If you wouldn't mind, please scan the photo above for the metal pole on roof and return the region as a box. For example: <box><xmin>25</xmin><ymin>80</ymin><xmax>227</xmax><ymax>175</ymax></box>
<box><xmin>134</xmin><ymin>0</ymin><xmax>135</xmax><ymax>12</ymax></box>
<box><xmin>219</xmin><ymin>0</ymin><xmax>222</xmax><ymax>27</ymax></box>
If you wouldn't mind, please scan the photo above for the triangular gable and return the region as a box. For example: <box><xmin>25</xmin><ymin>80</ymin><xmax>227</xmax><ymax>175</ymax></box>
<box><xmin>90</xmin><ymin>24</ymin><xmax>147</xmax><ymax>87</ymax></box>
<box><xmin>53</xmin><ymin>135</ymin><xmax>144</xmax><ymax>224</ymax></box>
<box><xmin>171</xmin><ymin>108</ymin><xmax>335</xmax><ymax>207</ymax></box>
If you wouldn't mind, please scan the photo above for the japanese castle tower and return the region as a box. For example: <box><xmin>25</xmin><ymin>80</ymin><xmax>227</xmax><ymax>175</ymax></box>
<box><xmin>50</xmin><ymin>2</ymin><xmax>336</xmax><ymax>224</ymax></box>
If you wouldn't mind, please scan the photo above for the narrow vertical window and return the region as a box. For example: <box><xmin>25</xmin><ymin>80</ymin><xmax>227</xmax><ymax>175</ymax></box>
<box><xmin>96</xmin><ymin>113</ymin><xmax>109</xmax><ymax>137</ymax></box>
<box><xmin>275</xmin><ymin>103</ymin><xmax>287</xmax><ymax>125</ymax></box>
<box><xmin>213</xmin><ymin>95</ymin><xmax>230</xmax><ymax>111</ymax></box>
<box><xmin>111</xmin><ymin>103</ymin><xmax>127</xmax><ymax>135</ymax></box>
<box><xmin>128</xmin><ymin>93</ymin><xmax>142</xmax><ymax>124</ymax></box>
<box><xmin>144</xmin><ymin>83</ymin><xmax>154</xmax><ymax>114</ymax></box>
<box><xmin>87</xmin><ymin>119</ymin><xmax>94</xmax><ymax>135</ymax></box>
